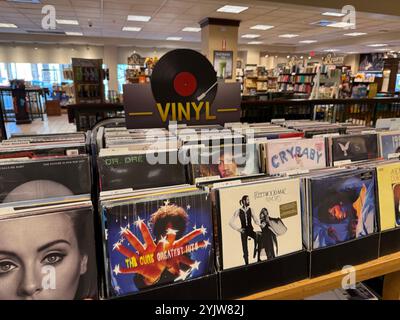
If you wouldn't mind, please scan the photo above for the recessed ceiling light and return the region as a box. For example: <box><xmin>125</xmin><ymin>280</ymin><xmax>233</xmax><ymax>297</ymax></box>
<box><xmin>66</xmin><ymin>32</ymin><xmax>83</xmax><ymax>36</ymax></box>
<box><xmin>287</xmin><ymin>55</ymin><xmax>290</xmax><ymax>58</ymax></box>
<box><xmin>299</xmin><ymin>40</ymin><xmax>317</xmax><ymax>44</ymax></box>
<box><xmin>122</xmin><ymin>26</ymin><xmax>142</xmax><ymax>32</ymax></box>
<box><xmin>322</xmin><ymin>12</ymin><xmax>346</xmax><ymax>17</ymax></box>
<box><xmin>367</xmin><ymin>44</ymin><xmax>388</xmax><ymax>47</ymax></box>
<box><xmin>241</xmin><ymin>34</ymin><xmax>260</xmax><ymax>39</ymax></box>
<box><xmin>127</xmin><ymin>15</ymin><xmax>151</xmax><ymax>22</ymax></box>
<box><xmin>250</xmin><ymin>25</ymin><xmax>274</xmax><ymax>30</ymax></box>
<box><xmin>344</xmin><ymin>32</ymin><xmax>367</xmax><ymax>36</ymax></box>
<box><xmin>375</xmin><ymin>48</ymin><xmax>391</xmax><ymax>51</ymax></box>
<box><xmin>182</xmin><ymin>27</ymin><xmax>201</xmax><ymax>32</ymax></box>
<box><xmin>166</xmin><ymin>37</ymin><xmax>182</xmax><ymax>41</ymax></box>
<box><xmin>56</xmin><ymin>19</ymin><xmax>79</xmax><ymax>25</ymax></box>
<box><xmin>0</xmin><ymin>23</ymin><xmax>18</xmax><ymax>28</ymax></box>
<box><xmin>300</xmin><ymin>56</ymin><xmax>304</xmax><ymax>59</ymax></box>
<box><xmin>248</xmin><ymin>41</ymin><xmax>262</xmax><ymax>45</ymax></box>
<box><xmin>279</xmin><ymin>34</ymin><xmax>299</xmax><ymax>38</ymax></box>
<box><xmin>308</xmin><ymin>56</ymin><xmax>312</xmax><ymax>60</ymax></box>
<box><xmin>327</xmin><ymin>22</ymin><xmax>355</xmax><ymax>28</ymax></box>
<box><xmin>324</xmin><ymin>49</ymin><xmax>340</xmax><ymax>52</ymax></box>
<box><xmin>217</xmin><ymin>5</ymin><xmax>248</xmax><ymax>13</ymax></box>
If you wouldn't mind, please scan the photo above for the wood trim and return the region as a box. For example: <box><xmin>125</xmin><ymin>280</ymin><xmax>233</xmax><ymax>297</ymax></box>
<box><xmin>240</xmin><ymin>252</ymin><xmax>400</xmax><ymax>300</ymax></box>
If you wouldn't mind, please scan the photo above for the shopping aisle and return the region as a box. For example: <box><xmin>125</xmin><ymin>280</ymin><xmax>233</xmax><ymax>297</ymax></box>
<box><xmin>5</xmin><ymin>114</ymin><xmax>77</xmax><ymax>137</ymax></box>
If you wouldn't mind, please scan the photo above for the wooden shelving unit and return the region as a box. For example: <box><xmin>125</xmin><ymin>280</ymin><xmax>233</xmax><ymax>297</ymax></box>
<box><xmin>240</xmin><ymin>252</ymin><xmax>400</xmax><ymax>300</ymax></box>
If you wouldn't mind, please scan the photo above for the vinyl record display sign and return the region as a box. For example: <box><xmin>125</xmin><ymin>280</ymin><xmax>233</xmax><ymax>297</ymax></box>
<box><xmin>123</xmin><ymin>49</ymin><xmax>241</xmax><ymax>129</ymax></box>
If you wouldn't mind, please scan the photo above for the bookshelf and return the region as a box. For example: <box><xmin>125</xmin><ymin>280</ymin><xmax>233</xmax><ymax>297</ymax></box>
<box><xmin>72</xmin><ymin>58</ymin><xmax>104</xmax><ymax>104</ymax></box>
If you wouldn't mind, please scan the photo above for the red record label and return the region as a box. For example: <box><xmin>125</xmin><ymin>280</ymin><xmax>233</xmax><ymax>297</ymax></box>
<box><xmin>173</xmin><ymin>72</ymin><xmax>197</xmax><ymax>97</ymax></box>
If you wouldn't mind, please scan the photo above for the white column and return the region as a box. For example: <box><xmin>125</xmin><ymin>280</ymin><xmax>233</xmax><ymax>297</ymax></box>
<box><xmin>103</xmin><ymin>45</ymin><xmax>118</xmax><ymax>92</ymax></box>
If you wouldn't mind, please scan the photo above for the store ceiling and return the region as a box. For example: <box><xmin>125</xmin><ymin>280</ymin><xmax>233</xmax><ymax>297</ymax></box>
<box><xmin>0</xmin><ymin>0</ymin><xmax>400</xmax><ymax>54</ymax></box>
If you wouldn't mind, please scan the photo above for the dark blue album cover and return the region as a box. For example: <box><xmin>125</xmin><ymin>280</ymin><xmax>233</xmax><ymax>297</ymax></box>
<box><xmin>103</xmin><ymin>190</ymin><xmax>214</xmax><ymax>297</ymax></box>
<box><xmin>310</xmin><ymin>169</ymin><xmax>377</xmax><ymax>249</ymax></box>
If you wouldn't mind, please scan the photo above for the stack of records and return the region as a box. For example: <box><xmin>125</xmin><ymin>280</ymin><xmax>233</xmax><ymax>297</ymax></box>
<box><xmin>100</xmin><ymin>186</ymin><xmax>214</xmax><ymax>298</ymax></box>
<box><xmin>0</xmin><ymin>133</ymin><xmax>97</xmax><ymax>300</ymax></box>
<box><xmin>0</xmin><ymin>132</ymin><xmax>88</xmax><ymax>159</ymax></box>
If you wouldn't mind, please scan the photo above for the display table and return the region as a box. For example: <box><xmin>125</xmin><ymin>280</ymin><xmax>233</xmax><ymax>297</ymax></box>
<box><xmin>240</xmin><ymin>252</ymin><xmax>400</xmax><ymax>300</ymax></box>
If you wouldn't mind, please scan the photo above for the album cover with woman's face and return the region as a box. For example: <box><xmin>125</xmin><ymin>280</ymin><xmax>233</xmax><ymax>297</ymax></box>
<box><xmin>0</xmin><ymin>156</ymin><xmax>91</xmax><ymax>204</ymax></box>
<box><xmin>331</xmin><ymin>134</ymin><xmax>379</xmax><ymax>165</ymax></box>
<box><xmin>217</xmin><ymin>178</ymin><xmax>303</xmax><ymax>270</ymax></box>
<box><xmin>310</xmin><ymin>169</ymin><xmax>377</xmax><ymax>249</ymax></box>
<box><xmin>190</xmin><ymin>144</ymin><xmax>261</xmax><ymax>182</ymax></box>
<box><xmin>102</xmin><ymin>191</ymin><xmax>214</xmax><ymax>298</ymax></box>
<box><xmin>0</xmin><ymin>206</ymin><xmax>98</xmax><ymax>300</ymax></box>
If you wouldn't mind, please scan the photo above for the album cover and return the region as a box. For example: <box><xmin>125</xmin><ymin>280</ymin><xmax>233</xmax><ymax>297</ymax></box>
<box><xmin>189</xmin><ymin>144</ymin><xmax>261</xmax><ymax>182</ymax></box>
<box><xmin>98</xmin><ymin>151</ymin><xmax>187</xmax><ymax>192</ymax></box>
<box><xmin>330</xmin><ymin>134</ymin><xmax>379</xmax><ymax>165</ymax></box>
<box><xmin>309</xmin><ymin>169</ymin><xmax>377</xmax><ymax>249</ymax></box>
<box><xmin>376</xmin><ymin>162</ymin><xmax>400</xmax><ymax>230</ymax></box>
<box><xmin>263</xmin><ymin>138</ymin><xmax>326</xmax><ymax>175</ymax></box>
<box><xmin>0</xmin><ymin>156</ymin><xmax>91</xmax><ymax>204</ymax></box>
<box><xmin>0</xmin><ymin>202</ymin><xmax>98</xmax><ymax>300</ymax></box>
<box><xmin>0</xmin><ymin>144</ymin><xmax>87</xmax><ymax>159</ymax></box>
<box><xmin>379</xmin><ymin>131</ymin><xmax>400</xmax><ymax>159</ymax></box>
<box><xmin>217</xmin><ymin>178</ymin><xmax>303</xmax><ymax>270</ymax></box>
<box><xmin>102</xmin><ymin>190</ymin><xmax>214</xmax><ymax>297</ymax></box>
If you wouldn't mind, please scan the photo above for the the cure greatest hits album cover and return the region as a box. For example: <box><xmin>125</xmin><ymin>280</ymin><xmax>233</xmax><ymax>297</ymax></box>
<box><xmin>103</xmin><ymin>191</ymin><xmax>214</xmax><ymax>297</ymax></box>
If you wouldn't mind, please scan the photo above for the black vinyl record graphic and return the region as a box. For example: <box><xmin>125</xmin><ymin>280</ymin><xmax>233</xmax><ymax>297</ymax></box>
<box><xmin>151</xmin><ymin>49</ymin><xmax>218</xmax><ymax>105</ymax></box>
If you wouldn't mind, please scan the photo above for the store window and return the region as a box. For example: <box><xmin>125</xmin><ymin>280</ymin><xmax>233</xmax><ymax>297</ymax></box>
<box><xmin>118</xmin><ymin>64</ymin><xmax>128</xmax><ymax>93</ymax></box>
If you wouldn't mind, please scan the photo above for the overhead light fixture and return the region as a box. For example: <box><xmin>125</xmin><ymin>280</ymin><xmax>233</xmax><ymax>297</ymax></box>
<box><xmin>241</xmin><ymin>34</ymin><xmax>260</xmax><ymax>39</ymax></box>
<box><xmin>299</xmin><ymin>40</ymin><xmax>317</xmax><ymax>44</ymax></box>
<box><xmin>327</xmin><ymin>22</ymin><xmax>355</xmax><ymax>28</ymax></box>
<box><xmin>300</xmin><ymin>56</ymin><xmax>304</xmax><ymax>59</ymax></box>
<box><xmin>56</xmin><ymin>19</ymin><xmax>79</xmax><ymax>25</ymax></box>
<box><xmin>346</xmin><ymin>52</ymin><xmax>358</xmax><ymax>54</ymax></box>
<box><xmin>248</xmin><ymin>41</ymin><xmax>262</xmax><ymax>45</ymax></box>
<box><xmin>127</xmin><ymin>15</ymin><xmax>151</xmax><ymax>22</ymax></box>
<box><xmin>166</xmin><ymin>37</ymin><xmax>182</xmax><ymax>41</ymax></box>
<box><xmin>287</xmin><ymin>55</ymin><xmax>290</xmax><ymax>59</ymax></box>
<box><xmin>122</xmin><ymin>26</ymin><xmax>142</xmax><ymax>32</ymax></box>
<box><xmin>344</xmin><ymin>32</ymin><xmax>367</xmax><ymax>36</ymax></box>
<box><xmin>322</xmin><ymin>12</ymin><xmax>346</xmax><ymax>17</ymax></box>
<box><xmin>0</xmin><ymin>23</ymin><xmax>18</xmax><ymax>28</ymax></box>
<box><xmin>182</xmin><ymin>27</ymin><xmax>201</xmax><ymax>32</ymax></box>
<box><xmin>279</xmin><ymin>34</ymin><xmax>299</xmax><ymax>38</ymax></box>
<box><xmin>375</xmin><ymin>48</ymin><xmax>391</xmax><ymax>51</ymax></box>
<box><xmin>324</xmin><ymin>49</ymin><xmax>340</xmax><ymax>52</ymax></box>
<box><xmin>367</xmin><ymin>44</ymin><xmax>388</xmax><ymax>47</ymax></box>
<box><xmin>308</xmin><ymin>56</ymin><xmax>312</xmax><ymax>60</ymax></box>
<box><xmin>66</xmin><ymin>32</ymin><xmax>83</xmax><ymax>36</ymax></box>
<box><xmin>250</xmin><ymin>25</ymin><xmax>274</xmax><ymax>30</ymax></box>
<box><xmin>265</xmin><ymin>54</ymin><xmax>269</xmax><ymax>58</ymax></box>
<box><xmin>216</xmin><ymin>5</ymin><xmax>248</xmax><ymax>13</ymax></box>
